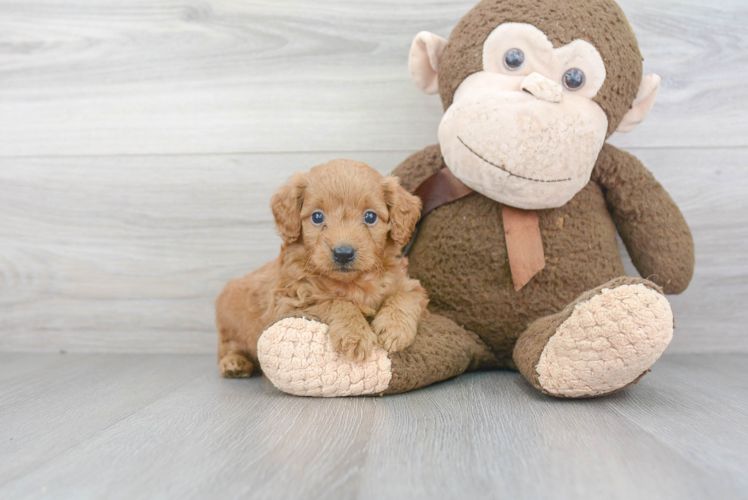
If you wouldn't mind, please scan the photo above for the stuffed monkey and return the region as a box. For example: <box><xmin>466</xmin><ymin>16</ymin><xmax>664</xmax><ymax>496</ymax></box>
<box><xmin>255</xmin><ymin>0</ymin><xmax>694</xmax><ymax>398</ymax></box>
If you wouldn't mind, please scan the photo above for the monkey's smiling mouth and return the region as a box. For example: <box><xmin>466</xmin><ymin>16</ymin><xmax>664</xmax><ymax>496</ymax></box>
<box><xmin>457</xmin><ymin>136</ymin><xmax>571</xmax><ymax>183</ymax></box>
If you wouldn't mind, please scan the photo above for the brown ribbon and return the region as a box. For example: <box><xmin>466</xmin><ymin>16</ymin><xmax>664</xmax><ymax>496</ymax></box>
<box><xmin>413</xmin><ymin>167</ymin><xmax>474</xmax><ymax>218</ymax></box>
<box><xmin>412</xmin><ymin>167</ymin><xmax>545</xmax><ymax>291</ymax></box>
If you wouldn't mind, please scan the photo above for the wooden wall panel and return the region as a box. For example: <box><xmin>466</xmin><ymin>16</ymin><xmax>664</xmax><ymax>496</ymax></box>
<box><xmin>0</xmin><ymin>0</ymin><xmax>744</xmax><ymax>352</ymax></box>
<box><xmin>1</xmin><ymin>148</ymin><xmax>744</xmax><ymax>353</ymax></box>
<box><xmin>0</xmin><ymin>0</ymin><xmax>745</xmax><ymax>156</ymax></box>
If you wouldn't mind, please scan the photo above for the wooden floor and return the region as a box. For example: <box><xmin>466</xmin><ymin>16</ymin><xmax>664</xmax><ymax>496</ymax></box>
<box><xmin>1</xmin><ymin>353</ymin><xmax>746</xmax><ymax>500</ymax></box>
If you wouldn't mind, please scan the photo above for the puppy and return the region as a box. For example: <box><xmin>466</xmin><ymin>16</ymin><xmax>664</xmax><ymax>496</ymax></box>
<box><xmin>216</xmin><ymin>159</ymin><xmax>428</xmax><ymax>378</ymax></box>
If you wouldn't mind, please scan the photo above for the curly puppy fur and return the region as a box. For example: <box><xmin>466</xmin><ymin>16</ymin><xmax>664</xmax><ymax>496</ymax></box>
<box><xmin>216</xmin><ymin>159</ymin><xmax>428</xmax><ymax>378</ymax></box>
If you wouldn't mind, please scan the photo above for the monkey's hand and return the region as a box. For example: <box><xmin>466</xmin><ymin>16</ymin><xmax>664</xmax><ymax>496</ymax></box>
<box><xmin>594</xmin><ymin>144</ymin><xmax>694</xmax><ymax>294</ymax></box>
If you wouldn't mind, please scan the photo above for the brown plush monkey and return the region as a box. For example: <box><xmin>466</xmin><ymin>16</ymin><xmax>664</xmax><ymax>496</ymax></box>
<box><xmin>255</xmin><ymin>0</ymin><xmax>694</xmax><ymax>398</ymax></box>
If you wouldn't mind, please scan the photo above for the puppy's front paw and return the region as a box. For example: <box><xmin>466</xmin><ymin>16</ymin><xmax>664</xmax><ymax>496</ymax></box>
<box><xmin>372</xmin><ymin>311</ymin><xmax>416</xmax><ymax>353</ymax></box>
<box><xmin>329</xmin><ymin>322</ymin><xmax>378</xmax><ymax>362</ymax></box>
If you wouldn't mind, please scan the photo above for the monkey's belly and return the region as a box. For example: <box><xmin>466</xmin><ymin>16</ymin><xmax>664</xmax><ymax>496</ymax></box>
<box><xmin>407</xmin><ymin>181</ymin><xmax>625</xmax><ymax>364</ymax></box>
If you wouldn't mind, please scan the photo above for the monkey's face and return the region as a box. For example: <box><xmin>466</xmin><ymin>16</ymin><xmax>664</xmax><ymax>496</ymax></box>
<box><xmin>437</xmin><ymin>23</ymin><xmax>608</xmax><ymax>210</ymax></box>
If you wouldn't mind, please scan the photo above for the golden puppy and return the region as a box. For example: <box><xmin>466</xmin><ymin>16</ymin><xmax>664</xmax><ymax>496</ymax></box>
<box><xmin>215</xmin><ymin>159</ymin><xmax>428</xmax><ymax>378</ymax></box>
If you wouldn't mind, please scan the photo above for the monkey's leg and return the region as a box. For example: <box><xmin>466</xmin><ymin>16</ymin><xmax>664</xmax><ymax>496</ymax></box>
<box><xmin>513</xmin><ymin>277</ymin><xmax>673</xmax><ymax>398</ymax></box>
<box><xmin>256</xmin><ymin>314</ymin><xmax>497</xmax><ymax>397</ymax></box>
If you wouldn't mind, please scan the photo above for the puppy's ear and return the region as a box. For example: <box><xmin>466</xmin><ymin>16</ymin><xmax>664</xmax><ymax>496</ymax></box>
<box><xmin>381</xmin><ymin>176</ymin><xmax>422</xmax><ymax>247</ymax></box>
<box><xmin>271</xmin><ymin>173</ymin><xmax>307</xmax><ymax>244</ymax></box>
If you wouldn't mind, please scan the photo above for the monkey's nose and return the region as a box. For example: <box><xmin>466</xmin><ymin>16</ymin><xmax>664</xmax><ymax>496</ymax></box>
<box><xmin>332</xmin><ymin>244</ymin><xmax>357</xmax><ymax>265</ymax></box>
<box><xmin>521</xmin><ymin>72</ymin><xmax>563</xmax><ymax>103</ymax></box>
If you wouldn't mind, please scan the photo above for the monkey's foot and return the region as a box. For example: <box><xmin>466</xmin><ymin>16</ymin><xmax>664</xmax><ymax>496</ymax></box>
<box><xmin>257</xmin><ymin>317</ymin><xmax>392</xmax><ymax>397</ymax></box>
<box><xmin>514</xmin><ymin>277</ymin><xmax>673</xmax><ymax>398</ymax></box>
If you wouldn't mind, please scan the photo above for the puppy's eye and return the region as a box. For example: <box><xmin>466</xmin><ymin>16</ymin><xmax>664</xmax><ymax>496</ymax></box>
<box><xmin>563</xmin><ymin>68</ymin><xmax>585</xmax><ymax>90</ymax></box>
<box><xmin>503</xmin><ymin>48</ymin><xmax>525</xmax><ymax>71</ymax></box>
<box><xmin>363</xmin><ymin>211</ymin><xmax>378</xmax><ymax>225</ymax></box>
<box><xmin>311</xmin><ymin>211</ymin><xmax>325</xmax><ymax>225</ymax></box>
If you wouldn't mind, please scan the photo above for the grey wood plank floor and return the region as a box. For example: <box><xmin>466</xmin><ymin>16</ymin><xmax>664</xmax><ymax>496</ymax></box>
<box><xmin>1</xmin><ymin>353</ymin><xmax>746</xmax><ymax>500</ymax></box>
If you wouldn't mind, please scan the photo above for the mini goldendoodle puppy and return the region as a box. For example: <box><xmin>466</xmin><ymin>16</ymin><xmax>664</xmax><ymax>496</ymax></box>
<box><xmin>216</xmin><ymin>159</ymin><xmax>429</xmax><ymax>378</ymax></box>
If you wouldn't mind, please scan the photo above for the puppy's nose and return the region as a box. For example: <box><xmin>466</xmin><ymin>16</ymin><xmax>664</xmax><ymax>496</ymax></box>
<box><xmin>332</xmin><ymin>244</ymin><xmax>356</xmax><ymax>265</ymax></box>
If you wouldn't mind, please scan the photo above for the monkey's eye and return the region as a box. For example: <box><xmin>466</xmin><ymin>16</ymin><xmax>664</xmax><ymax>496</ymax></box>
<box><xmin>563</xmin><ymin>68</ymin><xmax>586</xmax><ymax>91</ymax></box>
<box><xmin>503</xmin><ymin>48</ymin><xmax>525</xmax><ymax>71</ymax></box>
<box><xmin>311</xmin><ymin>211</ymin><xmax>325</xmax><ymax>225</ymax></box>
<box><xmin>363</xmin><ymin>211</ymin><xmax>378</xmax><ymax>225</ymax></box>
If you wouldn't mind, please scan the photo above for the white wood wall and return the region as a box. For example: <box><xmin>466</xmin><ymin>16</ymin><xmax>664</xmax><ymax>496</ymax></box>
<box><xmin>1</xmin><ymin>0</ymin><xmax>746</xmax><ymax>353</ymax></box>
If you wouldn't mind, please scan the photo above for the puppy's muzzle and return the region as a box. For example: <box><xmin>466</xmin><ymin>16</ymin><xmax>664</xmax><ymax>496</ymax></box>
<box><xmin>332</xmin><ymin>244</ymin><xmax>357</xmax><ymax>266</ymax></box>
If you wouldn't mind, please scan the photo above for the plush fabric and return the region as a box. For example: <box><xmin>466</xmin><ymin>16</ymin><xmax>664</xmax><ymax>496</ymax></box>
<box><xmin>514</xmin><ymin>277</ymin><xmax>672</xmax><ymax>397</ymax></box>
<box><xmin>536</xmin><ymin>283</ymin><xmax>672</xmax><ymax>397</ymax></box>
<box><xmin>519</xmin><ymin>72</ymin><xmax>563</xmax><ymax>103</ymax></box>
<box><xmin>258</xmin><ymin>317</ymin><xmax>392</xmax><ymax>397</ymax></box>
<box><xmin>437</xmin><ymin>69</ymin><xmax>609</xmax><ymax>209</ymax></box>
<box><xmin>481</xmin><ymin>24</ymin><xmax>608</xmax><ymax>99</ymax></box>
<box><xmin>438</xmin><ymin>0</ymin><xmax>643</xmax><ymax>137</ymax></box>
<box><xmin>392</xmin><ymin>139</ymin><xmax>692</xmax><ymax>363</ymax></box>
<box><xmin>397</xmin><ymin>147</ymin><xmax>623</xmax><ymax>364</ymax></box>
<box><xmin>593</xmin><ymin>145</ymin><xmax>695</xmax><ymax>294</ymax></box>
<box><xmin>384</xmin><ymin>314</ymin><xmax>499</xmax><ymax>394</ymax></box>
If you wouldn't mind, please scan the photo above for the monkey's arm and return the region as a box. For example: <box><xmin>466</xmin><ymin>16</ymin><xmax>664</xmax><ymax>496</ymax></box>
<box><xmin>391</xmin><ymin>144</ymin><xmax>446</xmax><ymax>193</ymax></box>
<box><xmin>592</xmin><ymin>143</ymin><xmax>694</xmax><ymax>294</ymax></box>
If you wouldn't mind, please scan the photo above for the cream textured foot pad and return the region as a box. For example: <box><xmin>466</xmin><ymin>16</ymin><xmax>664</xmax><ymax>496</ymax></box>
<box><xmin>536</xmin><ymin>284</ymin><xmax>673</xmax><ymax>398</ymax></box>
<box><xmin>257</xmin><ymin>317</ymin><xmax>392</xmax><ymax>397</ymax></box>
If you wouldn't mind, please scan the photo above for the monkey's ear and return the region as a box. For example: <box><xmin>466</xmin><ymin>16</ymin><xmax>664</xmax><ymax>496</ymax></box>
<box><xmin>616</xmin><ymin>74</ymin><xmax>661</xmax><ymax>133</ymax></box>
<box><xmin>382</xmin><ymin>176</ymin><xmax>422</xmax><ymax>247</ymax></box>
<box><xmin>409</xmin><ymin>31</ymin><xmax>448</xmax><ymax>95</ymax></box>
<box><xmin>270</xmin><ymin>173</ymin><xmax>307</xmax><ymax>244</ymax></box>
